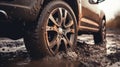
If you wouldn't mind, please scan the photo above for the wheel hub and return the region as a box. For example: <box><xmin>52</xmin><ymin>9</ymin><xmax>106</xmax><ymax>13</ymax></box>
<box><xmin>58</xmin><ymin>27</ymin><xmax>63</xmax><ymax>34</ymax></box>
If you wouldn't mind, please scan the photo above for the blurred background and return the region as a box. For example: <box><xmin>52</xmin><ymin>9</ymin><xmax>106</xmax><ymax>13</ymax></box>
<box><xmin>99</xmin><ymin>0</ymin><xmax>120</xmax><ymax>29</ymax></box>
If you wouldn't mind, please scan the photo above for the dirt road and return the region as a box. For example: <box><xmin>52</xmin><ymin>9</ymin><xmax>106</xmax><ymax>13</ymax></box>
<box><xmin>0</xmin><ymin>29</ymin><xmax>120</xmax><ymax>67</ymax></box>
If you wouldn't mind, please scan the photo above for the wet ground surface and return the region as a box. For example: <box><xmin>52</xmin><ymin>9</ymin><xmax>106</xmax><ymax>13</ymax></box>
<box><xmin>0</xmin><ymin>29</ymin><xmax>120</xmax><ymax>67</ymax></box>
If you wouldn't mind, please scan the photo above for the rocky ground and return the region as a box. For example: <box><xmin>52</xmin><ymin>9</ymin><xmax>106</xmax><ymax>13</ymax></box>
<box><xmin>0</xmin><ymin>29</ymin><xmax>120</xmax><ymax>67</ymax></box>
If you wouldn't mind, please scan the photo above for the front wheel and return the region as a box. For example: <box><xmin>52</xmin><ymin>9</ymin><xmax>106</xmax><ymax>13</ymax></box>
<box><xmin>93</xmin><ymin>20</ymin><xmax>106</xmax><ymax>45</ymax></box>
<box><xmin>24</xmin><ymin>1</ymin><xmax>77</xmax><ymax>58</ymax></box>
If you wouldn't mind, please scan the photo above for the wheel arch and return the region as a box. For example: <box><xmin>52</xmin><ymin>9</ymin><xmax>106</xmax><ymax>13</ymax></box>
<box><xmin>64</xmin><ymin>0</ymin><xmax>79</xmax><ymax>23</ymax></box>
<box><xmin>100</xmin><ymin>10</ymin><xmax>106</xmax><ymax>21</ymax></box>
<box><xmin>41</xmin><ymin>0</ymin><xmax>79</xmax><ymax>23</ymax></box>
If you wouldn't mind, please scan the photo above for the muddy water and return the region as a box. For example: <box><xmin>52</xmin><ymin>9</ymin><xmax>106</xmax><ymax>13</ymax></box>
<box><xmin>0</xmin><ymin>29</ymin><xmax>120</xmax><ymax>67</ymax></box>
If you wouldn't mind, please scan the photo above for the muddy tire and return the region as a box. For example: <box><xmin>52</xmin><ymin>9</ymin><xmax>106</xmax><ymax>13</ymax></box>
<box><xmin>93</xmin><ymin>20</ymin><xmax>106</xmax><ymax>45</ymax></box>
<box><xmin>24</xmin><ymin>1</ymin><xmax>77</xmax><ymax>59</ymax></box>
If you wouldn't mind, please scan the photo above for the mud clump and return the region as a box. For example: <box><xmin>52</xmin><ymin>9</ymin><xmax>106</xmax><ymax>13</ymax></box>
<box><xmin>75</xmin><ymin>42</ymin><xmax>108</xmax><ymax>67</ymax></box>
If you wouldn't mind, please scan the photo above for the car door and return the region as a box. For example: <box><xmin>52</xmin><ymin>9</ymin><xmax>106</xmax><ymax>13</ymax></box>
<box><xmin>80</xmin><ymin>0</ymin><xmax>100</xmax><ymax>32</ymax></box>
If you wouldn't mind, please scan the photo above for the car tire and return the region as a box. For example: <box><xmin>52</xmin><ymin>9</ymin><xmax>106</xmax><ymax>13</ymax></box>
<box><xmin>24</xmin><ymin>1</ymin><xmax>77</xmax><ymax>59</ymax></box>
<box><xmin>93</xmin><ymin>20</ymin><xmax>106</xmax><ymax>45</ymax></box>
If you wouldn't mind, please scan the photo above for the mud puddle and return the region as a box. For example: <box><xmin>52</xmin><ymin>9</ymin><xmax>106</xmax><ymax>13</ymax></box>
<box><xmin>0</xmin><ymin>29</ymin><xmax>120</xmax><ymax>67</ymax></box>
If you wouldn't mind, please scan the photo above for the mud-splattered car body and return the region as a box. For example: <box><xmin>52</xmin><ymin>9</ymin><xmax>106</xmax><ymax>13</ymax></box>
<box><xmin>0</xmin><ymin>0</ymin><xmax>105</xmax><ymax>38</ymax></box>
<box><xmin>0</xmin><ymin>0</ymin><xmax>106</xmax><ymax>58</ymax></box>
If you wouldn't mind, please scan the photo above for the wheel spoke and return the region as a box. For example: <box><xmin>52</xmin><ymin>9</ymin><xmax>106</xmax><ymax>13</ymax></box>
<box><xmin>46</xmin><ymin>26</ymin><xmax>58</xmax><ymax>32</ymax></box>
<box><xmin>58</xmin><ymin>8</ymin><xmax>63</xmax><ymax>18</ymax></box>
<box><xmin>49</xmin><ymin>38</ymin><xmax>57</xmax><ymax>49</ymax></box>
<box><xmin>62</xmin><ymin>37</ymin><xmax>68</xmax><ymax>50</ymax></box>
<box><xmin>49</xmin><ymin>14</ymin><xmax>60</xmax><ymax>26</ymax></box>
<box><xmin>64</xmin><ymin>10</ymin><xmax>68</xmax><ymax>20</ymax></box>
<box><xmin>70</xmin><ymin>29</ymin><xmax>75</xmax><ymax>33</ymax></box>
<box><xmin>54</xmin><ymin>37</ymin><xmax>61</xmax><ymax>53</ymax></box>
<box><xmin>102</xmin><ymin>20</ymin><xmax>106</xmax><ymax>43</ymax></box>
<box><xmin>102</xmin><ymin>20</ymin><xmax>106</xmax><ymax>31</ymax></box>
<box><xmin>65</xmin><ymin>28</ymin><xmax>75</xmax><ymax>34</ymax></box>
<box><xmin>49</xmin><ymin>35</ymin><xmax>58</xmax><ymax>47</ymax></box>
<box><xmin>102</xmin><ymin>30</ymin><xmax>106</xmax><ymax>38</ymax></box>
<box><xmin>64</xmin><ymin>20</ymin><xmax>74</xmax><ymax>28</ymax></box>
<box><xmin>64</xmin><ymin>35</ymin><xmax>73</xmax><ymax>47</ymax></box>
<box><xmin>69</xmin><ymin>34</ymin><xmax>74</xmax><ymax>45</ymax></box>
<box><xmin>103</xmin><ymin>26</ymin><xmax>106</xmax><ymax>31</ymax></box>
<box><xmin>49</xmin><ymin>35</ymin><xmax>61</xmax><ymax>53</ymax></box>
<box><xmin>58</xmin><ymin>8</ymin><xmax>69</xmax><ymax>26</ymax></box>
<box><xmin>58</xmin><ymin>8</ymin><xmax>63</xmax><ymax>25</ymax></box>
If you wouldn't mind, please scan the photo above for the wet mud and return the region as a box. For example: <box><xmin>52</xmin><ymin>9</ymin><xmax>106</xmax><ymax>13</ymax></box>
<box><xmin>0</xmin><ymin>29</ymin><xmax>120</xmax><ymax>67</ymax></box>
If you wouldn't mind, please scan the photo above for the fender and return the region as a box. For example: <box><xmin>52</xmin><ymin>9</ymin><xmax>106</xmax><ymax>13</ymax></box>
<box><xmin>0</xmin><ymin>0</ymin><xmax>44</xmax><ymax>23</ymax></box>
<box><xmin>100</xmin><ymin>10</ymin><xmax>105</xmax><ymax>21</ymax></box>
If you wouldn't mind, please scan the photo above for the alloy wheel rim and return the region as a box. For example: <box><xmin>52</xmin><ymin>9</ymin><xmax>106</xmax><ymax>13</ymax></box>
<box><xmin>46</xmin><ymin>8</ymin><xmax>76</xmax><ymax>54</ymax></box>
<box><xmin>102</xmin><ymin>20</ymin><xmax>106</xmax><ymax>43</ymax></box>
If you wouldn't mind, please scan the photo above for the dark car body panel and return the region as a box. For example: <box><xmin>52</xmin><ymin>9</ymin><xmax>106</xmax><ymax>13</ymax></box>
<box><xmin>0</xmin><ymin>0</ymin><xmax>43</xmax><ymax>22</ymax></box>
